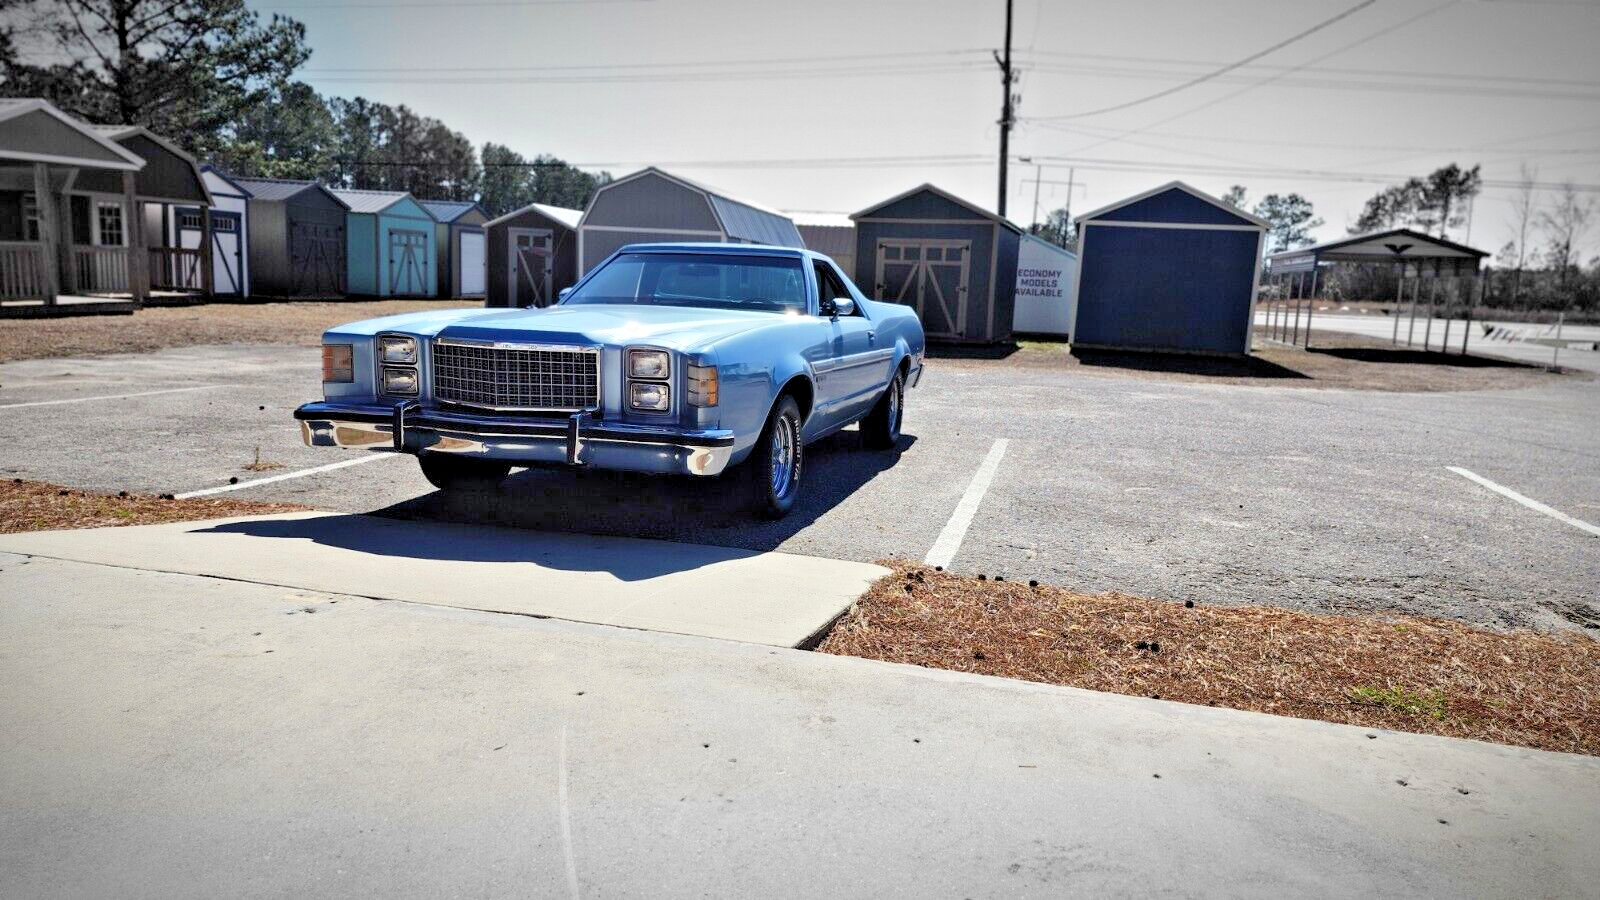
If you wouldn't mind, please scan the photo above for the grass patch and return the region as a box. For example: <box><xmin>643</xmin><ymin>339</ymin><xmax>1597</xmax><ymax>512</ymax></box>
<box><xmin>0</xmin><ymin>479</ymin><xmax>309</xmax><ymax>533</ymax></box>
<box><xmin>819</xmin><ymin>562</ymin><xmax>1600</xmax><ymax>756</ymax></box>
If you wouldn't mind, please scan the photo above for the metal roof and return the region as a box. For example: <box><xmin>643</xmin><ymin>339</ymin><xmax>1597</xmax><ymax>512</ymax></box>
<box><xmin>330</xmin><ymin>188</ymin><xmax>417</xmax><ymax>215</ymax></box>
<box><xmin>418</xmin><ymin>199</ymin><xmax>482</xmax><ymax>223</ymax></box>
<box><xmin>1266</xmin><ymin>227</ymin><xmax>1488</xmax><ymax>264</ymax></box>
<box><xmin>484</xmin><ymin>201</ymin><xmax>583</xmax><ymax>230</ymax></box>
<box><xmin>231</xmin><ymin>176</ymin><xmax>324</xmax><ymax>202</ymax></box>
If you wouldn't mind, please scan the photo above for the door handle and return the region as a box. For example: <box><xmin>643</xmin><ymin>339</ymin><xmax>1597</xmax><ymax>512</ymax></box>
<box><xmin>867</xmin><ymin>330</ymin><xmax>876</xmax><ymax>343</ymax></box>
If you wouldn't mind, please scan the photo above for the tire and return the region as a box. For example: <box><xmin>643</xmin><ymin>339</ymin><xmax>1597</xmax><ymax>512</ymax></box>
<box><xmin>418</xmin><ymin>454</ymin><xmax>511</xmax><ymax>494</ymax></box>
<box><xmin>746</xmin><ymin>395</ymin><xmax>804</xmax><ymax>518</ymax></box>
<box><xmin>860</xmin><ymin>369</ymin><xmax>905</xmax><ymax>450</ymax></box>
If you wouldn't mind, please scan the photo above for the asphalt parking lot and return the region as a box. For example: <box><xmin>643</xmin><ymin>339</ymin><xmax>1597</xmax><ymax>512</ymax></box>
<box><xmin>2</xmin><ymin>342</ymin><xmax>1596</xmax><ymax>632</ymax></box>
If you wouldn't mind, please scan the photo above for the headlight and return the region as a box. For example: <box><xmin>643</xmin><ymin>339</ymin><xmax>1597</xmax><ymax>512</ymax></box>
<box><xmin>382</xmin><ymin>367</ymin><xmax>419</xmax><ymax>395</ymax></box>
<box><xmin>628</xmin><ymin>349</ymin><xmax>670</xmax><ymax>380</ymax></box>
<box><xmin>379</xmin><ymin>334</ymin><xmax>417</xmax><ymax>364</ymax></box>
<box><xmin>322</xmin><ymin>344</ymin><xmax>353</xmax><ymax>383</ymax></box>
<box><xmin>629</xmin><ymin>381</ymin><xmax>670</xmax><ymax>411</ymax></box>
<box><xmin>686</xmin><ymin>363</ymin><xmax>718</xmax><ymax>407</ymax></box>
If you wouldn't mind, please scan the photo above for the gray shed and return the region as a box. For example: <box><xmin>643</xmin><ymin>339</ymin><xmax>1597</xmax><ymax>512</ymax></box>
<box><xmin>791</xmin><ymin>211</ymin><xmax>856</xmax><ymax>276</ymax></box>
<box><xmin>419</xmin><ymin>199</ymin><xmax>489</xmax><ymax>300</ymax></box>
<box><xmin>231</xmin><ymin>176</ymin><xmax>349</xmax><ymax>297</ymax></box>
<box><xmin>484</xmin><ymin>202</ymin><xmax>581</xmax><ymax>308</ymax></box>
<box><xmin>851</xmin><ymin>184</ymin><xmax>1023</xmax><ymax>342</ymax></box>
<box><xmin>576</xmin><ymin>167</ymin><xmax>803</xmax><ymax>274</ymax></box>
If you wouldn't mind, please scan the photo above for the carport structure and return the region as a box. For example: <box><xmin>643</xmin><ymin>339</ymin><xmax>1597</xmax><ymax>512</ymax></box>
<box><xmin>1264</xmin><ymin>228</ymin><xmax>1489</xmax><ymax>352</ymax></box>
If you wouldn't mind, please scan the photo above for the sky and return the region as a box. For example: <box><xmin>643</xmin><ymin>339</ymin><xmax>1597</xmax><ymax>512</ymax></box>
<box><xmin>260</xmin><ymin>0</ymin><xmax>1600</xmax><ymax>258</ymax></box>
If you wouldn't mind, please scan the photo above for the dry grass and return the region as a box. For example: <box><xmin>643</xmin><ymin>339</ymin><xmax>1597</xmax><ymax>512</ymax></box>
<box><xmin>0</xmin><ymin>479</ymin><xmax>309</xmax><ymax>534</ymax></box>
<box><xmin>937</xmin><ymin>329</ymin><xmax>1585</xmax><ymax>393</ymax></box>
<box><xmin>0</xmin><ymin>299</ymin><xmax>471</xmax><ymax>363</ymax></box>
<box><xmin>820</xmin><ymin>562</ymin><xmax>1600</xmax><ymax>756</ymax></box>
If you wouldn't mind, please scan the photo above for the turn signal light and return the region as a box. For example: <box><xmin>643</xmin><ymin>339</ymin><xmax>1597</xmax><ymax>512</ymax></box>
<box><xmin>687</xmin><ymin>363</ymin><xmax>718</xmax><ymax>407</ymax></box>
<box><xmin>322</xmin><ymin>344</ymin><xmax>354</xmax><ymax>383</ymax></box>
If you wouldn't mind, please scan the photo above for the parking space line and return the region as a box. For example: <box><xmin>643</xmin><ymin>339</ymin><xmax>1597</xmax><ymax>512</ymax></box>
<box><xmin>925</xmin><ymin>439</ymin><xmax>1009</xmax><ymax>569</ymax></box>
<box><xmin>0</xmin><ymin>385</ymin><xmax>223</xmax><ymax>409</ymax></box>
<box><xmin>175</xmin><ymin>453</ymin><xmax>401</xmax><ymax>500</ymax></box>
<box><xmin>1447</xmin><ymin>466</ymin><xmax>1600</xmax><ymax>538</ymax></box>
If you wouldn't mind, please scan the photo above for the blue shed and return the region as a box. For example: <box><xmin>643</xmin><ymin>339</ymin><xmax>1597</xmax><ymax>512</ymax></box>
<box><xmin>1071</xmin><ymin>181</ymin><xmax>1267</xmax><ymax>356</ymax></box>
<box><xmin>851</xmin><ymin>184</ymin><xmax>1023</xmax><ymax>343</ymax></box>
<box><xmin>331</xmin><ymin>188</ymin><xmax>438</xmax><ymax>298</ymax></box>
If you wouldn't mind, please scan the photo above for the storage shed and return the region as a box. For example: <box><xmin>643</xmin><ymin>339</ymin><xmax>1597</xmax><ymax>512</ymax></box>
<box><xmin>850</xmin><ymin>184</ymin><xmax>1023</xmax><ymax>342</ymax></box>
<box><xmin>1012</xmin><ymin>235</ymin><xmax>1078</xmax><ymax>337</ymax></box>
<box><xmin>231</xmin><ymin>176</ymin><xmax>348</xmax><ymax>297</ymax></box>
<box><xmin>193</xmin><ymin>166</ymin><xmax>248</xmax><ymax>296</ymax></box>
<box><xmin>791</xmin><ymin>211</ymin><xmax>856</xmax><ymax>276</ymax></box>
<box><xmin>484</xmin><ymin>201</ymin><xmax>581</xmax><ymax>308</ymax></box>
<box><xmin>84</xmin><ymin>124</ymin><xmax>213</xmax><ymax>300</ymax></box>
<box><xmin>419</xmin><ymin>199</ymin><xmax>488</xmax><ymax>300</ymax></box>
<box><xmin>576</xmin><ymin>167</ymin><xmax>803</xmax><ymax>274</ymax></box>
<box><xmin>332</xmin><ymin>188</ymin><xmax>437</xmax><ymax>298</ymax></box>
<box><xmin>1071</xmin><ymin>181</ymin><xmax>1267</xmax><ymax>356</ymax></box>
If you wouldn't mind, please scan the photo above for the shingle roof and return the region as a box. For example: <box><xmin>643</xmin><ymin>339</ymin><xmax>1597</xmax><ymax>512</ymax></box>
<box><xmin>418</xmin><ymin>199</ymin><xmax>481</xmax><ymax>223</ymax></box>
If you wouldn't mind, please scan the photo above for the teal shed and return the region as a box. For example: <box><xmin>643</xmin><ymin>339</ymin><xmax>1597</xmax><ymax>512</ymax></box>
<box><xmin>330</xmin><ymin>188</ymin><xmax>438</xmax><ymax>297</ymax></box>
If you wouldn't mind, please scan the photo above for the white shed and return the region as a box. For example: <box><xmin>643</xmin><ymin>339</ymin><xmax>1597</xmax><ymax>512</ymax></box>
<box><xmin>194</xmin><ymin>166</ymin><xmax>249</xmax><ymax>297</ymax></box>
<box><xmin>1012</xmin><ymin>235</ymin><xmax>1078</xmax><ymax>337</ymax></box>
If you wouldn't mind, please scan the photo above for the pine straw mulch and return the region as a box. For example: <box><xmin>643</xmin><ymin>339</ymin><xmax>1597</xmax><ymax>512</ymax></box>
<box><xmin>0</xmin><ymin>479</ymin><xmax>309</xmax><ymax>534</ymax></box>
<box><xmin>819</xmin><ymin>562</ymin><xmax>1600</xmax><ymax>757</ymax></box>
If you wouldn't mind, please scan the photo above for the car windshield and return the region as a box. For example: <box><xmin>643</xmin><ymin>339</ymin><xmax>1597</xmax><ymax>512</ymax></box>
<box><xmin>563</xmin><ymin>252</ymin><xmax>807</xmax><ymax>313</ymax></box>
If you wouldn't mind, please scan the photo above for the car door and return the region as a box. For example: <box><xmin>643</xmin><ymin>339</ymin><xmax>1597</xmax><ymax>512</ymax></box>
<box><xmin>813</xmin><ymin>261</ymin><xmax>886</xmax><ymax>422</ymax></box>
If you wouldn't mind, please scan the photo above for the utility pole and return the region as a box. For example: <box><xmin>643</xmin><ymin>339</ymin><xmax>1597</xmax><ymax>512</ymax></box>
<box><xmin>1019</xmin><ymin>156</ymin><xmax>1042</xmax><ymax>229</ymax></box>
<box><xmin>1063</xmin><ymin>167</ymin><xmax>1076</xmax><ymax>242</ymax></box>
<box><xmin>995</xmin><ymin>0</ymin><xmax>1015</xmax><ymax>217</ymax></box>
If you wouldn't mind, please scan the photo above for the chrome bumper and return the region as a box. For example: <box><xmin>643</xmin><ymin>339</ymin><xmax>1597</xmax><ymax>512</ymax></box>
<box><xmin>294</xmin><ymin>401</ymin><xmax>736</xmax><ymax>476</ymax></box>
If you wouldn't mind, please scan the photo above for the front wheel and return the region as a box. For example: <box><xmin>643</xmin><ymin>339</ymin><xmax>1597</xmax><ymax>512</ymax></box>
<box><xmin>746</xmin><ymin>395</ymin><xmax>804</xmax><ymax>518</ymax></box>
<box><xmin>418</xmin><ymin>454</ymin><xmax>511</xmax><ymax>494</ymax></box>
<box><xmin>860</xmin><ymin>370</ymin><xmax>905</xmax><ymax>450</ymax></box>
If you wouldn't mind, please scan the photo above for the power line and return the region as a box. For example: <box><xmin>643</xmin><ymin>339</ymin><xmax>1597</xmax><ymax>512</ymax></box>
<box><xmin>305</xmin><ymin>47</ymin><xmax>990</xmax><ymax>74</ymax></box>
<box><xmin>1033</xmin><ymin>0</ymin><xmax>1377</xmax><ymax>121</ymax></box>
<box><xmin>307</xmin><ymin>61</ymin><xmax>990</xmax><ymax>85</ymax></box>
<box><xmin>1015</xmin><ymin>49</ymin><xmax>1600</xmax><ymax>89</ymax></box>
<box><xmin>1020</xmin><ymin>63</ymin><xmax>1600</xmax><ymax>103</ymax></box>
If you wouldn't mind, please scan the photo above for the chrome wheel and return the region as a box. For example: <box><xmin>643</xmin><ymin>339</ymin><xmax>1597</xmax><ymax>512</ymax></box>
<box><xmin>769</xmin><ymin>413</ymin><xmax>797</xmax><ymax>499</ymax></box>
<box><xmin>887</xmin><ymin>378</ymin><xmax>901</xmax><ymax>439</ymax></box>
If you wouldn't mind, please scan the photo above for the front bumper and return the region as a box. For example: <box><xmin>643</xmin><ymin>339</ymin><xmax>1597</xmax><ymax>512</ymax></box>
<box><xmin>294</xmin><ymin>401</ymin><xmax>736</xmax><ymax>476</ymax></box>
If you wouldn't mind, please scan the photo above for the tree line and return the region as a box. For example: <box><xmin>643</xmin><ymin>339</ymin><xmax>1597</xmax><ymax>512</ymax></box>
<box><xmin>0</xmin><ymin>0</ymin><xmax>610</xmax><ymax>216</ymax></box>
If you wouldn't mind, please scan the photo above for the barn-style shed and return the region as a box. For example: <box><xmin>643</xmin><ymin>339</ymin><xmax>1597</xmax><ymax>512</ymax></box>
<box><xmin>1071</xmin><ymin>182</ymin><xmax>1267</xmax><ymax>356</ymax></box>
<box><xmin>484</xmin><ymin>201</ymin><xmax>581</xmax><ymax>308</ymax></box>
<box><xmin>419</xmin><ymin>199</ymin><xmax>488</xmax><ymax>300</ymax></box>
<box><xmin>576</xmin><ymin>167</ymin><xmax>803</xmax><ymax>274</ymax></box>
<box><xmin>332</xmin><ymin>188</ymin><xmax>437</xmax><ymax>298</ymax></box>
<box><xmin>84</xmin><ymin>123</ymin><xmax>213</xmax><ymax>301</ymax></box>
<box><xmin>232</xmin><ymin>176</ymin><xmax>348</xmax><ymax>297</ymax></box>
<box><xmin>850</xmin><ymin>184</ymin><xmax>1023</xmax><ymax>342</ymax></box>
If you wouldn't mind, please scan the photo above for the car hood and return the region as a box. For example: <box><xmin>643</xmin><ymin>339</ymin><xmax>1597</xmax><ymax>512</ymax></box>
<box><xmin>433</xmin><ymin>303</ymin><xmax>790</xmax><ymax>352</ymax></box>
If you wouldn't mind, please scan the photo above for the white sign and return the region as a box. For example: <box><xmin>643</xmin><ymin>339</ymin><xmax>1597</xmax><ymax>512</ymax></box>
<box><xmin>1012</xmin><ymin>236</ymin><xmax>1077</xmax><ymax>336</ymax></box>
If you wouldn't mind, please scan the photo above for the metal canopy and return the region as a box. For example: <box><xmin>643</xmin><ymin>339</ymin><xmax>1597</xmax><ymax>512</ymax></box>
<box><xmin>1268</xmin><ymin>228</ymin><xmax>1488</xmax><ymax>275</ymax></box>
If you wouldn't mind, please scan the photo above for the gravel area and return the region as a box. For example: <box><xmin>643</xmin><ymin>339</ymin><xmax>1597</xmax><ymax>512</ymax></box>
<box><xmin>822</xmin><ymin>561</ymin><xmax>1600</xmax><ymax>756</ymax></box>
<box><xmin>0</xmin><ymin>300</ymin><xmax>472</xmax><ymax>364</ymax></box>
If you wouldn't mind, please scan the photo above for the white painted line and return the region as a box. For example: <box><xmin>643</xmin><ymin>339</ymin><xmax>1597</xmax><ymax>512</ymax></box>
<box><xmin>1447</xmin><ymin>466</ymin><xmax>1600</xmax><ymax>539</ymax></box>
<box><xmin>175</xmin><ymin>453</ymin><xmax>400</xmax><ymax>499</ymax></box>
<box><xmin>925</xmin><ymin>439</ymin><xmax>1010</xmax><ymax>569</ymax></box>
<box><xmin>0</xmin><ymin>385</ymin><xmax>223</xmax><ymax>409</ymax></box>
<box><xmin>557</xmin><ymin>724</ymin><xmax>580</xmax><ymax>900</ymax></box>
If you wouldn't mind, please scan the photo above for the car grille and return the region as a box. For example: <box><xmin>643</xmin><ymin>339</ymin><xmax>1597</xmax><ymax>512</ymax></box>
<box><xmin>431</xmin><ymin>340</ymin><xmax>600</xmax><ymax>412</ymax></box>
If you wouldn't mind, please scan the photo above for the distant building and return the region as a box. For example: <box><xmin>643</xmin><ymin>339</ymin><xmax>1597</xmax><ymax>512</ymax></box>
<box><xmin>1072</xmin><ymin>181</ymin><xmax>1267</xmax><ymax>356</ymax></box>
<box><xmin>419</xmin><ymin>200</ymin><xmax>489</xmax><ymax>300</ymax></box>
<box><xmin>331</xmin><ymin>188</ymin><xmax>437</xmax><ymax>298</ymax></box>
<box><xmin>484</xmin><ymin>202</ymin><xmax>582</xmax><ymax>308</ymax></box>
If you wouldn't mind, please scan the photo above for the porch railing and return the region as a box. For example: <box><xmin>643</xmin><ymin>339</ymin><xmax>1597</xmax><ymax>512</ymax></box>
<box><xmin>73</xmin><ymin>246</ymin><xmax>130</xmax><ymax>294</ymax></box>
<box><xmin>0</xmin><ymin>241</ymin><xmax>48</xmax><ymax>300</ymax></box>
<box><xmin>149</xmin><ymin>247</ymin><xmax>204</xmax><ymax>292</ymax></box>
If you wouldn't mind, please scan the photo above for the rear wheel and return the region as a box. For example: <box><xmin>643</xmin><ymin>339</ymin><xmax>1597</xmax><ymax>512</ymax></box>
<box><xmin>418</xmin><ymin>454</ymin><xmax>511</xmax><ymax>494</ymax></box>
<box><xmin>861</xmin><ymin>369</ymin><xmax>905</xmax><ymax>450</ymax></box>
<box><xmin>746</xmin><ymin>395</ymin><xmax>804</xmax><ymax>518</ymax></box>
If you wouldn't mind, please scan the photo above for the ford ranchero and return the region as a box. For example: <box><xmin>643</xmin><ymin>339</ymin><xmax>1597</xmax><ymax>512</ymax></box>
<box><xmin>294</xmin><ymin>244</ymin><xmax>926</xmax><ymax>517</ymax></box>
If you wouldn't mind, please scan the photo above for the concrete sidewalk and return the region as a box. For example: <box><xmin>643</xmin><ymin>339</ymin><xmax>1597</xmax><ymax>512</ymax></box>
<box><xmin>0</xmin><ymin>512</ymin><xmax>888</xmax><ymax>648</ymax></box>
<box><xmin>2</xmin><ymin>555</ymin><xmax>1596</xmax><ymax>899</ymax></box>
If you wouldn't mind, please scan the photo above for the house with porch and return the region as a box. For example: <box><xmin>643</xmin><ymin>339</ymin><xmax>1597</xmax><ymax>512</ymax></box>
<box><xmin>0</xmin><ymin>98</ymin><xmax>213</xmax><ymax>316</ymax></box>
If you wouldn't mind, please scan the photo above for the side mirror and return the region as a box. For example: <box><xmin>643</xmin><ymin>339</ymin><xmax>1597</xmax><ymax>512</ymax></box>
<box><xmin>557</xmin><ymin>287</ymin><xmax>573</xmax><ymax>304</ymax></box>
<box><xmin>826</xmin><ymin>296</ymin><xmax>855</xmax><ymax>318</ymax></box>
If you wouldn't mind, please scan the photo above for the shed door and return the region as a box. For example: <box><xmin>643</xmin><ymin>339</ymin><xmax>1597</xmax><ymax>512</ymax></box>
<box><xmin>290</xmin><ymin>220</ymin><xmax>344</xmax><ymax>295</ymax></box>
<box><xmin>458</xmin><ymin>230</ymin><xmax>486</xmax><ymax>295</ymax></box>
<box><xmin>178</xmin><ymin>209</ymin><xmax>244</xmax><ymax>295</ymax></box>
<box><xmin>388</xmin><ymin>228</ymin><xmax>429</xmax><ymax>296</ymax></box>
<box><xmin>874</xmin><ymin>239</ymin><xmax>970</xmax><ymax>338</ymax></box>
<box><xmin>509</xmin><ymin>227</ymin><xmax>554</xmax><ymax>307</ymax></box>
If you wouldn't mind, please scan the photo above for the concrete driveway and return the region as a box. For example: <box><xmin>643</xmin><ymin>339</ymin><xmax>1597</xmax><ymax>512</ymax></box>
<box><xmin>3</xmin><ymin>555</ymin><xmax>1597</xmax><ymax>899</ymax></box>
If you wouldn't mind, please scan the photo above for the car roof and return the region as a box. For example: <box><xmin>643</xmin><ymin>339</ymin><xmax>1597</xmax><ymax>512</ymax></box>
<box><xmin>617</xmin><ymin>242</ymin><xmax>816</xmax><ymax>260</ymax></box>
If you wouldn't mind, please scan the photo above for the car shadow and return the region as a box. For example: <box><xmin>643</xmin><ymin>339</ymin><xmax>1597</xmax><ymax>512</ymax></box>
<box><xmin>192</xmin><ymin>429</ymin><xmax>916</xmax><ymax>578</ymax></box>
<box><xmin>1071</xmin><ymin>347</ymin><xmax>1310</xmax><ymax>380</ymax></box>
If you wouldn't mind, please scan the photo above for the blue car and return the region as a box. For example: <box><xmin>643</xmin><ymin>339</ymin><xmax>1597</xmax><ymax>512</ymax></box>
<box><xmin>295</xmin><ymin>243</ymin><xmax>925</xmax><ymax>517</ymax></box>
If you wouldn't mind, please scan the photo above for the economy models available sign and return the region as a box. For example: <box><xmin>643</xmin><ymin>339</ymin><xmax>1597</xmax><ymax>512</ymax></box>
<box><xmin>1012</xmin><ymin>236</ymin><xmax>1077</xmax><ymax>336</ymax></box>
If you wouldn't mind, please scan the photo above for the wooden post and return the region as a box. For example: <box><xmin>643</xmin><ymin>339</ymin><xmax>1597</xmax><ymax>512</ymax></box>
<box><xmin>1423</xmin><ymin>266</ymin><xmax>1438</xmax><ymax>352</ymax></box>
<box><xmin>122</xmin><ymin>171</ymin><xmax>148</xmax><ymax>304</ymax></box>
<box><xmin>1304</xmin><ymin>267</ymin><xmax>1318</xmax><ymax>350</ymax></box>
<box><xmin>1291</xmin><ymin>272</ymin><xmax>1303</xmax><ymax>345</ymax></box>
<box><xmin>1406</xmin><ymin>271</ymin><xmax>1420</xmax><ymax>347</ymax></box>
<box><xmin>1463</xmin><ymin>272</ymin><xmax>1481</xmax><ymax>355</ymax></box>
<box><xmin>57</xmin><ymin>169</ymin><xmax>77</xmax><ymax>295</ymax></box>
<box><xmin>1391</xmin><ymin>263</ymin><xmax>1403</xmax><ymax>345</ymax></box>
<box><xmin>200</xmin><ymin>206</ymin><xmax>215</xmax><ymax>297</ymax></box>
<box><xmin>31</xmin><ymin>163</ymin><xmax>60</xmax><ymax>304</ymax></box>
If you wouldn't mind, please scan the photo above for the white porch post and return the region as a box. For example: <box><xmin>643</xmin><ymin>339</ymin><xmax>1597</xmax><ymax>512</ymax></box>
<box><xmin>32</xmin><ymin>163</ymin><xmax>60</xmax><ymax>303</ymax></box>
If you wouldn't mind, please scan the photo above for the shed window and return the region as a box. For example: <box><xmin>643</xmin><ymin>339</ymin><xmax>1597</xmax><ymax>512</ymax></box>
<box><xmin>22</xmin><ymin>192</ymin><xmax>40</xmax><ymax>241</ymax></box>
<box><xmin>180</xmin><ymin>212</ymin><xmax>203</xmax><ymax>230</ymax></box>
<box><xmin>213</xmin><ymin>217</ymin><xmax>236</xmax><ymax>232</ymax></box>
<box><xmin>96</xmin><ymin>202</ymin><xmax>125</xmax><ymax>246</ymax></box>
